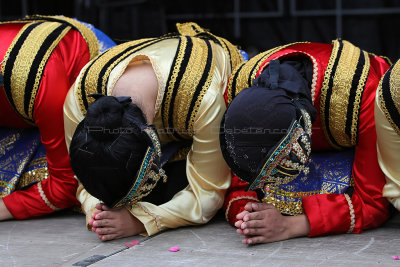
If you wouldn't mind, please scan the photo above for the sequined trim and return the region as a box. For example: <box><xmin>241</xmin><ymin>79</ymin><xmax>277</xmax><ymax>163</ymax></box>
<box><xmin>344</xmin><ymin>193</ymin><xmax>355</xmax><ymax>233</ymax></box>
<box><xmin>224</xmin><ymin>196</ymin><xmax>259</xmax><ymax>222</ymax></box>
<box><xmin>379</xmin><ymin>62</ymin><xmax>400</xmax><ymax>136</ymax></box>
<box><xmin>17</xmin><ymin>158</ymin><xmax>49</xmax><ymax>190</ymax></box>
<box><xmin>249</xmin><ymin>121</ymin><xmax>305</xmax><ymax>190</ymax></box>
<box><xmin>37</xmin><ymin>181</ymin><xmax>60</xmax><ymax>211</ymax></box>
<box><xmin>226</xmin><ymin>42</ymin><xmax>310</xmax><ymax>105</ymax></box>
<box><xmin>320</xmin><ymin>39</ymin><xmax>369</xmax><ymax>149</ymax></box>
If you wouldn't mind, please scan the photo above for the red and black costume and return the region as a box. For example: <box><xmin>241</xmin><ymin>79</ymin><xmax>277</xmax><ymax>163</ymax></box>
<box><xmin>222</xmin><ymin>40</ymin><xmax>391</xmax><ymax>236</ymax></box>
<box><xmin>0</xmin><ymin>15</ymin><xmax>99</xmax><ymax>219</ymax></box>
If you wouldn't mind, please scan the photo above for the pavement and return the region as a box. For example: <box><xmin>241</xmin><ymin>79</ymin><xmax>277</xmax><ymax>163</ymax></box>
<box><xmin>0</xmin><ymin>209</ymin><xmax>399</xmax><ymax>267</ymax></box>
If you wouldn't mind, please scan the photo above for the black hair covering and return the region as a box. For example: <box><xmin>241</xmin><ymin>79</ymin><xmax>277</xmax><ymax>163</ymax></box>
<box><xmin>69</xmin><ymin>95</ymin><xmax>150</xmax><ymax>207</ymax></box>
<box><xmin>220</xmin><ymin>59</ymin><xmax>317</xmax><ymax>183</ymax></box>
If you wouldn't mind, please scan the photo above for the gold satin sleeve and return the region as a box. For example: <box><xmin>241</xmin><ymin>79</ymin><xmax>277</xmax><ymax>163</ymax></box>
<box><xmin>129</xmin><ymin>45</ymin><xmax>232</xmax><ymax>236</ymax></box>
<box><xmin>375</xmin><ymin>87</ymin><xmax>400</xmax><ymax>211</ymax></box>
<box><xmin>64</xmin><ymin>83</ymin><xmax>100</xmax><ymax>226</ymax></box>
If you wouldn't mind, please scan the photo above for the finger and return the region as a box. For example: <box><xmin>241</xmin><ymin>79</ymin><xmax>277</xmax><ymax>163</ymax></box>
<box><xmin>94</xmin><ymin>226</ymin><xmax>114</xmax><ymax>235</ymax></box>
<box><xmin>242</xmin><ymin>227</ymin><xmax>263</xmax><ymax>236</ymax></box>
<box><xmin>88</xmin><ymin>218</ymin><xmax>94</xmax><ymax>226</ymax></box>
<box><xmin>244</xmin><ymin>235</ymin><xmax>267</xmax><ymax>245</ymax></box>
<box><xmin>244</xmin><ymin>202</ymin><xmax>255</xmax><ymax>211</ymax></box>
<box><xmin>92</xmin><ymin>210</ymin><xmax>101</xmax><ymax>219</ymax></box>
<box><xmin>94</xmin><ymin>211</ymin><xmax>113</xmax><ymax>220</ymax></box>
<box><xmin>244</xmin><ymin>211</ymin><xmax>266</xmax><ymax>222</ymax></box>
<box><xmin>236</xmin><ymin>229</ymin><xmax>245</xmax><ymax>235</ymax></box>
<box><xmin>95</xmin><ymin>203</ymin><xmax>103</xmax><ymax>210</ymax></box>
<box><xmin>251</xmin><ymin>202</ymin><xmax>274</xmax><ymax>211</ymax></box>
<box><xmin>100</xmin><ymin>204</ymin><xmax>113</xmax><ymax>211</ymax></box>
<box><xmin>93</xmin><ymin>218</ymin><xmax>113</xmax><ymax>228</ymax></box>
<box><xmin>236</xmin><ymin>210</ymin><xmax>249</xmax><ymax>220</ymax></box>
<box><xmin>99</xmin><ymin>233</ymin><xmax>120</xmax><ymax>241</ymax></box>
<box><xmin>234</xmin><ymin>220</ymin><xmax>244</xmax><ymax>228</ymax></box>
<box><xmin>242</xmin><ymin>219</ymin><xmax>265</xmax><ymax>228</ymax></box>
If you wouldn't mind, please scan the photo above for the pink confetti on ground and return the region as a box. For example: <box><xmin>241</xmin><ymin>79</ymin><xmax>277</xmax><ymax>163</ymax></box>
<box><xmin>125</xmin><ymin>240</ymin><xmax>139</xmax><ymax>248</ymax></box>
<box><xmin>392</xmin><ymin>256</ymin><xmax>400</xmax><ymax>260</ymax></box>
<box><xmin>169</xmin><ymin>246</ymin><xmax>180</xmax><ymax>252</ymax></box>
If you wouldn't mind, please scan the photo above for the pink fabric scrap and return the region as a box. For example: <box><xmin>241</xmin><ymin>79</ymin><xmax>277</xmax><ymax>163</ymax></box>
<box><xmin>169</xmin><ymin>246</ymin><xmax>180</xmax><ymax>252</ymax></box>
<box><xmin>392</xmin><ymin>256</ymin><xmax>400</xmax><ymax>260</ymax></box>
<box><xmin>125</xmin><ymin>240</ymin><xmax>140</xmax><ymax>248</ymax></box>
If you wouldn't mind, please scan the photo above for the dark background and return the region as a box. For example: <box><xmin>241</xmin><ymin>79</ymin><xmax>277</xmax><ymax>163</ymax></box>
<box><xmin>2</xmin><ymin>0</ymin><xmax>400</xmax><ymax>61</ymax></box>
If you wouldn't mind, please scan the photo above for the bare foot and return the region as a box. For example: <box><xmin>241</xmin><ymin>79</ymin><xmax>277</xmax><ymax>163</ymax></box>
<box><xmin>91</xmin><ymin>204</ymin><xmax>145</xmax><ymax>241</ymax></box>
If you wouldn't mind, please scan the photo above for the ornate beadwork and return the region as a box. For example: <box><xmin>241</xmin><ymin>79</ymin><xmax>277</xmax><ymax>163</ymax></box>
<box><xmin>249</xmin><ymin>107</ymin><xmax>312</xmax><ymax>191</ymax></box>
<box><xmin>112</xmin><ymin>127</ymin><xmax>167</xmax><ymax>208</ymax></box>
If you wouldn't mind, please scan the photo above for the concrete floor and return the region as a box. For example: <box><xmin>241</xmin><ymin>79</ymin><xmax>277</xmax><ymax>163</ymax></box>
<box><xmin>0</xmin><ymin>210</ymin><xmax>399</xmax><ymax>267</ymax></box>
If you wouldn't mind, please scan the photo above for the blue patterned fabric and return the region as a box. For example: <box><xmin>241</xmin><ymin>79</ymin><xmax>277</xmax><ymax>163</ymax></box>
<box><xmin>74</xmin><ymin>19</ymin><xmax>116</xmax><ymax>52</ymax></box>
<box><xmin>0</xmin><ymin>127</ymin><xmax>47</xmax><ymax>197</ymax></box>
<box><xmin>240</xmin><ymin>50</ymin><xmax>249</xmax><ymax>61</ymax></box>
<box><xmin>263</xmin><ymin>149</ymin><xmax>355</xmax><ymax>215</ymax></box>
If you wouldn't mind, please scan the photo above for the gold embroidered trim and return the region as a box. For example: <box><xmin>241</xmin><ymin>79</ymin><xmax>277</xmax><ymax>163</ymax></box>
<box><xmin>37</xmin><ymin>181</ymin><xmax>61</xmax><ymax>211</ymax></box>
<box><xmin>378</xmin><ymin>62</ymin><xmax>400</xmax><ymax>136</ymax></box>
<box><xmin>263</xmin><ymin>193</ymin><xmax>304</xmax><ymax>215</ymax></box>
<box><xmin>173</xmin><ymin>38</ymin><xmax>216</xmax><ymax>138</ymax></box>
<box><xmin>17</xmin><ymin>164</ymin><xmax>49</xmax><ymax>190</ymax></box>
<box><xmin>0</xmin><ymin>181</ymin><xmax>16</xmax><ymax>197</ymax></box>
<box><xmin>75</xmin><ymin>38</ymin><xmax>158</xmax><ymax>115</ymax></box>
<box><xmin>135</xmin><ymin>203</ymin><xmax>162</xmax><ymax>232</ymax></box>
<box><xmin>1</xmin><ymin>22</ymin><xmax>71</xmax><ymax>123</ymax></box>
<box><xmin>226</xmin><ymin>42</ymin><xmax>310</xmax><ymax>105</ymax></box>
<box><xmin>161</xmin><ymin>37</ymin><xmax>187</xmax><ymax>139</ymax></box>
<box><xmin>25</xmin><ymin>15</ymin><xmax>99</xmax><ymax>60</ymax></box>
<box><xmin>176</xmin><ymin>22</ymin><xmax>243</xmax><ymax>71</ymax></box>
<box><xmin>320</xmin><ymin>40</ymin><xmax>368</xmax><ymax>148</ymax></box>
<box><xmin>224</xmin><ymin>196</ymin><xmax>259</xmax><ymax>222</ymax></box>
<box><xmin>344</xmin><ymin>193</ymin><xmax>355</xmax><ymax>233</ymax></box>
<box><xmin>350</xmin><ymin>50</ymin><xmax>370</xmax><ymax>145</ymax></box>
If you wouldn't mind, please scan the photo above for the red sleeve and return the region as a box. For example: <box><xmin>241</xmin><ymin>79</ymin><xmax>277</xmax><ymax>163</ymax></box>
<box><xmin>303</xmin><ymin>59</ymin><xmax>390</xmax><ymax>236</ymax></box>
<box><xmin>2</xmin><ymin>30</ymin><xmax>90</xmax><ymax>219</ymax></box>
<box><xmin>222</xmin><ymin>173</ymin><xmax>260</xmax><ymax>226</ymax></box>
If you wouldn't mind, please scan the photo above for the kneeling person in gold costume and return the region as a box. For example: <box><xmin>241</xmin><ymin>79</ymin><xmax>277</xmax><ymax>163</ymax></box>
<box><xmin>64</xmin><ymin>22</ymin><xmax>243</xmax><ymax>240</ymax></box>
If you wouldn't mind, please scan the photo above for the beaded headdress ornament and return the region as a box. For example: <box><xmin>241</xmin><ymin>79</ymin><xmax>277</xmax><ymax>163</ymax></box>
<box><xmin>111</xmin><ymin>125</ymin><xmax>167</xmax><ymax>208</ymax></box>
<box><xmin>248</xmin><ymin>107</ymin><xmax>312</xmax><ymax>191</ymax></box>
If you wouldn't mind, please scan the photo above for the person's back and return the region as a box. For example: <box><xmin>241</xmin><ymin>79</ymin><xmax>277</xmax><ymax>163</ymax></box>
<box><xmin>0</xmin><ymin>15</ymin><xmax>114</xmax><ymax>220</ymax></box>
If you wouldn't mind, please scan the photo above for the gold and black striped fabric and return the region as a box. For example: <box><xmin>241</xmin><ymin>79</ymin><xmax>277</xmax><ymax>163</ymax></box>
<box><xmin>227</xmin><ymin>39</ymin><xmax>374</xmax><ymax>149</ymax></box>
<box><xmin>378</xmin><ymin>60</ymin><xmax>400</xmax><ymax>136</ymax></box>
<box><xmin>225</xmin><ymin>42</ymin><xmax>309</xmax><ymax>105</ymax></box>
<box><xmin>76</xmin><ymin>23</ymin><xmax>243</xmax><ymax>141</ymax></box>
<box><xmin>0</xmin><ymin>15</ymin><xmax>99</xmax><ymax>124</ymax></box>
<box><xmin>320</xmin><ymin>39</ymin><xmax>371</xmax><ymax>149</ymax></box>
<box><xmin>176</xmin><ymin>22</ymin><xmax>243</xmax><ymax>73</ymax></box>
<box><xmin>74</xmin><ymin>37</ymin><xmax>164</xmax><ymax>116</ymax></box>
<box><xmin>161</xmin><ymin>35</ymin><xmax>219</xmax><ymax>140</ymax></box>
